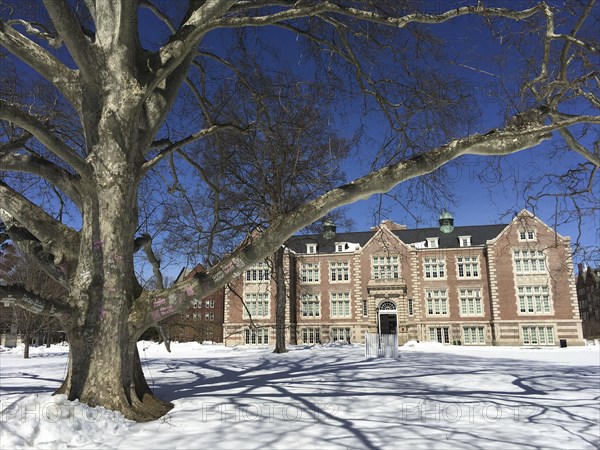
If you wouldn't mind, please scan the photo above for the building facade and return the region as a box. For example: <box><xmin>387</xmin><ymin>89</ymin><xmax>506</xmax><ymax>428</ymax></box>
<box><xmin>576</xmin><ymin>265</ymin><xmax>600</xmax><ymax>341</ymax></box>
<box><xmin>223</xmin><ymin>210</ymin><xmax>584</xmax><ymax>347</ymax></box>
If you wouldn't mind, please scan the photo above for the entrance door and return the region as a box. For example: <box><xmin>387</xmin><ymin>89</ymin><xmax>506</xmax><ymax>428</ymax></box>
<box><xmin>379</xmin><ymin>313</ymin><xmax>397</xmax><ymax>335</ymax></box>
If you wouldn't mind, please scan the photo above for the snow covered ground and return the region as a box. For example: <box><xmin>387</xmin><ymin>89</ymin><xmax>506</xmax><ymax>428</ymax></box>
<box><xmin>1</xmin><ymin>341</ymin><xmax>599</xmax><ymax>449</ymax></box>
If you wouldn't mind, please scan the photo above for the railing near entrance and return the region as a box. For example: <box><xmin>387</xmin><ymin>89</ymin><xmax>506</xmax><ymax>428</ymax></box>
<box><xmin>364</xmin><ymin>333</ymin><xmax>399</xmax><ymax>358</ymax></box>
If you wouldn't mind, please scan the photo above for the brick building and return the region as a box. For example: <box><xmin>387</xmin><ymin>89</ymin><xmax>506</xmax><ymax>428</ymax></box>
<box><xmin>223</xmin><ymin>210</ymin><xmax>584</xmax><ymax>347</ymax></box>
<box><xmin>165</xmin><ymin>265</ymin><xmax>225</xmax><ymax>343</ymax></box>
<box><xmin>576</xmin><ymin>265</ymin><xmax>600</xmax><ymax>341</ymax></box>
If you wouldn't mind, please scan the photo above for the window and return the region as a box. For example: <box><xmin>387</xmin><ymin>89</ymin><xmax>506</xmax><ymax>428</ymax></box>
<box><xmin>463</xmin><ymin>326</ymin><xmax>485</xmax><ymax>345</ymax></box>
<box><xmin>330</xmin><ymin>261</ymin><xmax>350</xmax><ymax>282</ymax></box>
<box><xmin>192</xmin><ymin>300</ymin><xmax>200</xmax><ymax>308</ymax></box>
<box><xmin>522</xmin><ymin>325</ymin><xmax>554</xmax><ymax>345</ymax></box>
<box><xmin>362</xmin><ymin>300</ymin><xmax>368</xmax><ymax>317</ymax></box>
<box><xmin>243</xmin><ymin>292</ymin><xmax>270</xmax><ymax>318</ymax></box>
<box><xmin>429</xmin><ymin>326</ymin><xmax>450</xmax><ymax>344</ymax></box>
<box><xmin>244</xmin><ymin>328</ymin><xmax>269</xmax><ymax>345</ymax></box>
<box><xmin>192</xmin><ymin>312</ymin><xmax>198</xmax><ymax>320</ymax></box>
<box><xmin>459</xmin><ymin>236</ymin><xmax>472</xmax><ymax>247</ymax></box>
<box><xmin>519</xmin><ymin>230</ymin><xmax>536</xmax><ymax>241</ymax></box>
<box><xmin>302</xmin><ymin>327</ymin><xmax>321</xmax><ymax>344</ymax></box>
<box><xmin>331</xmin><ymin>327</ymin><xmax>351</xmax><ymax>342</ymax></box>
<box><xmin>205</xmin><ymin>312</ymin><xmax>215</xmax><ymax>321</ymax></box>
<box><xmin>331</xmin><ymin>292</ymin><xmax>351</xmax><ymax>317</ymax></box>
<box><xmin>426</xmin><ymin>290</ymin><xmax>448</xmax><ymax>315</ymax></box>
<box><xmin>306</xmin><ymin>243</ymin><xmax>318</xmax><ymax>254</ymax></box>
<box><xmin>245</xmin><ymin>262</ymin><xmax>270</xmax><ymax>282</ymax></box>
<box><xmin>372</xmin><ymin>255</ymin><xmax>400</xmax><ymax>279</ymax></box>
<box><xmin>301</xmin><ymin>293</ymin><xmax>321</xmax><ymax>317</ymax></box>
<box><xmin>457</xmin><ymin>256</ymin><xmax>479</xmax><ymax>278</ymax></box>
<box><xmin>424</xmin><ymin>258</ymin><xmax>445</xmax><ymax>279</ymax></box>
<box><xmin>517</xmin><ymin>285</ymin><xmax>551</xmax><ymax>314</ymax></box>
<box><xmin>205</xmin><ymin>300</ymin><xmax>215</xmax><ymax>308</ymax></box>
<box><xmin>300</xmin><ymin>262</ymin><xmax>320</xmax><ymax>283</ymax></box>
<box><xmin>513</xmin><ymin>250</ymin><xmax>546</xmax><ymax>274</ymax></box>
<box><xmin>407</xmin><ymin>298</ymin><xmax>414</xmax><ymax>316</ymax></box>
<box><xmin>459</xmin><ymin>289</ymin><xmax>483</xmax><ymax>316</ymax></box>
<box><xmin>426</xmin><ymin>237</ymin><xmax>439</xmax><ymax>248</ymax></box>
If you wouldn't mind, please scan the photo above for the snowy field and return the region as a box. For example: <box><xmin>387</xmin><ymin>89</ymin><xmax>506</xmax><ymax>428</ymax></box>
<box><xmin>1</xmin><ymin>341</ymin><xmax>599</xmax><ymax>449</ymax></box>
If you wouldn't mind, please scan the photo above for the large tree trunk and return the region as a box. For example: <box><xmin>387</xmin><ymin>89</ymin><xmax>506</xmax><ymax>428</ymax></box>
<box><xmin>273</xmin><ymin>247</ymin><xmax>287</xmax><ymax>354</ymax></box>
<box><xmin>23</xmin><ymin>334</ymin><xmax>30</xmax><ymax>359</ymax></box>
<box><xmin>52</xmin><ymin>129</ymin><xmax>171</xmax><ymax>420</ymax></box>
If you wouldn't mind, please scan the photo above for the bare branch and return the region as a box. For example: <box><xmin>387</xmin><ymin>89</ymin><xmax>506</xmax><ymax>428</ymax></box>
<box><xmin>0</xmin><ymin>21</ymin><xmax>81</xmax><ymax>109</ymax></box>
<box><xmin>0</xmin><ymin>284</ymin><xmax>72</xmax><ymax>320</ymax></box>
<box><xmin>42</xmin><ymin>0</ymin><xmax>96</xmax><ymax>80</ymax></box>
<box><xmin>0</xmin><ymin>182</ymin><xmax>80</xmax><ymax>265</ymax></box>
<box><xmin>0</xmin><ymin>101</ymin><xmax>88</xmax><ymax>176</ymax></box>
<box><xmin>139</xmin><ymin>0</ymin><xmax>175</xmax><ymax>33</ymax></box>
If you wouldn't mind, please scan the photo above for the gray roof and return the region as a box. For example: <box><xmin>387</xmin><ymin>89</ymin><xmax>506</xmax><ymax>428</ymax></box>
<box><xmin>285</xmin><ymin>224</ymin><xmax>508</xmax><ymax>254</ymax></box>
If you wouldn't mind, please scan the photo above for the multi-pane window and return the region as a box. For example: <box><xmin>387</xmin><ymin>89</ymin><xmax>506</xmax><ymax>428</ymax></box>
<box><xmin>407</xmin><ymin>298</ymin><xmax>414</xmax><ymax>316</ymax></box>
<box><xmin>459</xmin><ymin>236</ymin><xmax>472</xmax><ymax>247</ymax></box>
<box><xmin>245</xmin><ymin>328</ymin><xmax>269</xmax><ymax>345</ymax></box>
<box><xmin>513</xmin><ymin>250</ymin><xmax>546</xmax><ymax>274</ymax></box>
<box><xmin>243</xmin><ymin>292</ymin><xmax>270</xmax><ymax>318</ymax></box>
<box><xmin>330</xmin><ymin>292</ymin><xmax>351</xmax><ymax>317</ymax></box>
<box><xmin>372</xmin><ymin>255</ymin><xmax>399</xmax><ymax>279</ymax></box>
<box><xmin>205</xmin><ymin>300</ymin><xmax>215</xmax><ymax>308</ymax></box>
<box><xmin>245</xmin><ymin>262</ymin><xmax>270</xmax><ymax>282</ymax></box>
<box><xmin>301</xmin><ymin>293</ymin><xmax>321</xmax><ymax>317</ymax></box>
<box><xmin>519</xmin><ymin>230</ymin><xmax>536</xmax><ymax>241</ymax></box>
<box><xmin>300</xmin><ymin>262</ymin><xmax>320</xmax><ymax>283</ymax></box>
<box><xmin>205</xmin><ymin>312</ymin><xmax>215</xmax><ymax>321</ymax></box>
<box><xmin>522</xmin><ymin>326</ymin><xmax>554</xmax><ymax>345</ymax></box>
<box><xmin>331</xmin><ymin>327</ymin><xmax>351</xmax><ymax>342</ymax></box>
<box><xmin>429</xmin><ymin>326</ymin><xmax>450</xmax><ymax>344</ymax></box>
<box><xmin>192</xmin><ymin>300</ymin><xmax>200</xmax><ymax>308</ymax></box>
<box><xmin>330</xmin><ymin>261</ymin><xmax>350</xmax><ymax>282</ymax></box>
<box><xmin>302</xmin><ymin>327</ymin><xmax>321</xmax><ymax>344</ymax></box>
<box><xmin>463</xmin><ymin>326</ymin><xmax>485</xmax><ymax>345</ymax></box>
<box><xmin>459</xmin><ymin>289</ymin><xmax>483</xmax><ymax>316</ymax></box>
<box><xmin>424</xmin><ymin>258</ymin><xmax>445</xmax><ymax>278</ymax></box>
<box><xmin>457</xmin><ymin>256</ymin><xmax>479</xmax><ymax>278</ymax></box>
<box><xmin>362</xmin><ymin>300</ymin><xmax>368</xmax><ymax>317</ymax></box>
<box><xmin>426</xmin><ymin>290</ymin><xmax>448</xmax><ymax>315</ymax></box>
<box><xmin>517</xmin><ymin>286</ymin><xmax>551</xmax><ymax>313</ymax></box>
<box><xmin>306</xmin><ymin>244</ymin><xmax>317</xmax><ymax>254</ymax></box>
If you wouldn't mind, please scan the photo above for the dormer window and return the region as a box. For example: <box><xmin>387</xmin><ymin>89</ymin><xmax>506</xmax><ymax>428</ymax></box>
<box><xmin>306</xmin><ymin>243</ymin><xmax>318</xmax><ymax>254</ymax></box>
<box><xmin>427</xmin><ymin>237</ymin><xmax>439</xmax><ymax>249</ymax></box>
<box><xmin>519</xmin><ymin>230</ymin><xmax>536</xmax><ymax>241</ymax></box>
<box><xmin>459</xmin><ymin>236</ymin><xmax>472</xmax><ymax>247</ymax></box>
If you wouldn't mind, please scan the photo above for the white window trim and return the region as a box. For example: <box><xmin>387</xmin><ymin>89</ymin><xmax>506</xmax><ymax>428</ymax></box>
<box><xmin>243</xmin><ymin>292</ymin><xmax>271</xmax><ymax>319</ymax></box>
<box><xmin>425</xmin><ymin>289</ymin><xmax>449</xmax><ymax>316</ymax></box>
<box><xmin>456</xmin><ymin>255</ymin><xmax>480</xmax><ymax>279</ymax></box>
<box><xmin>515</xmin><ymin>284</ymin><xmax>553</xmax><ymax>315</ymax></box>
<box><xmin>518</xmin><ymin>229</ymin><xmax>536</xmax><ymax>241</ymax></box>
<box><xmin>459</xmin><ymin>235</ymin><xmax>472</xmax><ymax>247</ymax></box>
<box><xmin>329</xmin><ymin>261</ymin><xmax>350</xmax><ymax>283</ymax></box>
<box><xmin>300</xmin><ymin>293</ymin><xmax>321</xmax><ymax>318</ymax></box>
<box><xmin>372</xmin><ymin>255</ymin><xmax>400</xmax><ymax>280</ymax></box>
<box><xmin>426</xmin><ymin>237</ymin><xmax>439</xmax><ymax>248</ymax></box>
<box><xmin>300</xmin><ymin>262</ymin><xmax>321</xmax><ymax>284</ymax></box>
<box><xmin>458</xmin><ymin>287</ymin><xmax>485</xmax><ymax>317</ymax></box>
<box><xmin>306</xmin><ymin>243</ymin><xmax>318</xmax><ymax>254</ymax></box>
<box><xmin>330</xmin><ymin>292</ymin><xmax>352</xmax><ymax>318</ymax></box>
<box><xmin>423</xmin><ymin>257</ymin><xmax>447</xmax><ymax>280</ymax></box>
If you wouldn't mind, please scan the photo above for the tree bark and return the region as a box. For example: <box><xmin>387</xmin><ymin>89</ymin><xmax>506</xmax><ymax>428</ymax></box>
<box><xmin>273</xmin><ymin>246</ymin><xmax>287</xmax><ymax>353</ymax></box>
<box><xmin>23</xmin><ymin>334</ymin><xmax>30</xmax><ymax>359</ymax></box>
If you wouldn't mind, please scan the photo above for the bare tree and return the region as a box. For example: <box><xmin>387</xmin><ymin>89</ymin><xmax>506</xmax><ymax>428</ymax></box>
<box><xmin>0</xmin><ymin>1</ymin><xmax>597</xmax><ymax>420</ymax></box>
<box><xmin>0</xmin><ymin>242</ymin><xmax>65</xmax><ymax>358</ymax></box>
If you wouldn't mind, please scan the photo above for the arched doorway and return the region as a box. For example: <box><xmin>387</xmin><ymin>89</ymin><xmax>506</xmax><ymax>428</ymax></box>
<box><xmin>378</xmin><ymin>300</ymin><xmax>398</xmax><ymax>335</ymax></box>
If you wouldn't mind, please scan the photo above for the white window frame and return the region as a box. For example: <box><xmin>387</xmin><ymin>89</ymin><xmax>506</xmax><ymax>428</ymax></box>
<box><xmin>518</xmin><ymin>229</ymin><xmax>536</xmax><ymax>241</ymax></box>
<box><xmin>244</xmin><ymin>328</ymin><xmax>269</xmax><ymax>345</ymax></box>
<box><xmin>426</xmin><ymin>290</ymin><xmax>448</xmax><ymax>316</ymax></box>
<box><xmin>302</xmin><ymin>327</ymin><xmax>321</xmax><ymax>344</ymax></box>
<box><xmin>330</xmin><ymin>327</ymin><xmax>352</xmax><ymax>342</ymax></box>
<box><xmin>513</xmin><ymin>249</ymin><xmax>546</xmax><ymax>274</ymax></box>
<box><xmin>300</xmin><ymin>293</ymin><xmax>321</xmax><ymax>318</ymax></box>
<box><xmin>426</xmin><ymin>237</ymin><xmax>439</xmax><ymax>248</ymax></box>
<box><xmin>372</xmin><ymin>255</ymin><xmax>400</xmax><ymax>279</ymax></box>
<box><xmin>459</xmin><ymin>288</ymin><xmax>484</xmax><ymax>316</ymax></box>
<box><xmin>457</xmin><ymin>256</ymin><xmax>479</xmax><ymax>278</ymax></box>
<box><xmin>205</xmin><ymin>299</ymin><xmax>215</xmax><ymax>308</ymax></box>
<box><xmin>428</xmin><ymin>326</ymin><xmax>450</xmax><ymax>344</ymax></box>
<box><xmin>522</xmin><ymin>325</ymin><xmax>554</xmax><ymax>345</ymax></box>
<box><xmin>424</xmin><ymin>257</ymin><xmax>446</xmax><ymax>279</ymax></box>
<box><xmin>330</xmin><ymin>292</ymin><xmax>351</xmax><ymax>318</ymax></box>
<box><xmin>306</xmin><ymin>243</ymin><xmax>317</xmax><ymax>254</ymax></box>
<box><xmin>205</xmin><ymin>312</ymin><xmax>215</xmax><ymax>321</ymax></box>
<box><xmin>517</xmin><ymin>285</ymin><xmax>552</xmax><ymax>314</ymax></box>
<box><xmin>463</xmin><ymin>326</ymin><xmax>485</xmax><ymax>345</ymax></box>
<box><xmin>243</xmin><ymin>292</ymin><xmax>270</xmax><ymax>319</ymax></box>
<box><xmin>245</xmin><ymin>262</ymin><xmax>270</xmax><ymax>283</ymax></box>
<box><xmin>300</xmin><ymin>262</ymin><xmax>320</xmax><ymax>283</ymax></box>
<box><xmin>330</xmin><ymin>261</ymin><xmax>350</xmax><ymax>282</ymax></box>
<box><xmin>459</xmin><ymin>236</ymin><xmax>472</xmax><ymax>247</ymax></box>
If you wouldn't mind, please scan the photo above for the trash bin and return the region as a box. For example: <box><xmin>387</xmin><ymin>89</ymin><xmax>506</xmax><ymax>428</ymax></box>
<box><xmin>560</xmin><ymin>339</ymin><xmax>567</xmax><ymax>348</ymax></box>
